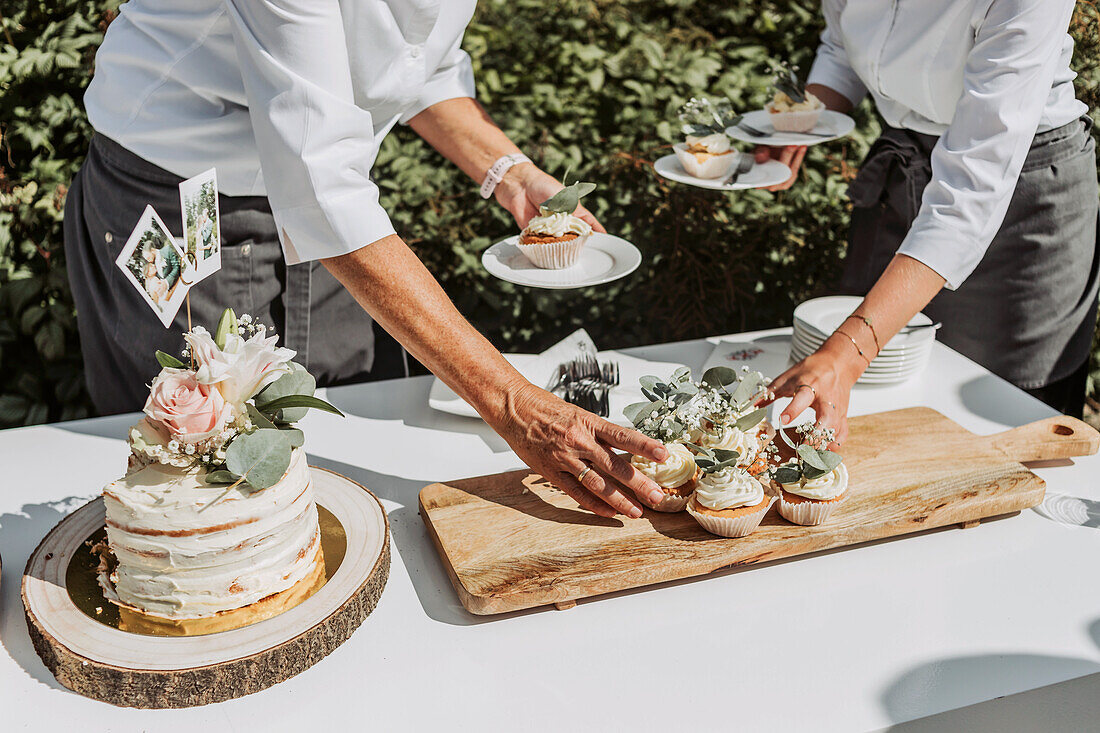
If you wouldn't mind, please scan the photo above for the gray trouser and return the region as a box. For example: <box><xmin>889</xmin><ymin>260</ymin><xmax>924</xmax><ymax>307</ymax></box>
<box><xmin>842</xmin><ymin>118</ymin><xmax>1100</xmax><ymax>398</ymax></box>
<box><xmin>64</xmin><ymin>134</ymin><xmax>405</xmax><ymax>415</ymax></box>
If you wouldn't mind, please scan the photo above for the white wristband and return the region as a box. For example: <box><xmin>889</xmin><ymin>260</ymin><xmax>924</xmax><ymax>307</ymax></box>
<box><xmin>480</xmin><ymin>153</ymin><xmax>531</xmax><ymax>199</ymax></box>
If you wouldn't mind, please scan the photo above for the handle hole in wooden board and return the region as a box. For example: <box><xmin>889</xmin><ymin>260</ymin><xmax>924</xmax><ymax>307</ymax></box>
<box><xmin>1052</xmin><ymin>424</ymin><xmax>1074</xmax><ymax>436</ymax></box>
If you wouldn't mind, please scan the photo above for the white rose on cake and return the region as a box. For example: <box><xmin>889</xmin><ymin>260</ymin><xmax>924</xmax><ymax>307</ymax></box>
<box><xmin>185</xmin><ymin>323</ymin><xmax>296</xmax><ymax>408</ymax></box>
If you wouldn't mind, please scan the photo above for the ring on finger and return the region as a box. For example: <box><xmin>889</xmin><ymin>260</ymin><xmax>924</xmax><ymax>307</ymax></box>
<box><xmin>576</xmin><ymin>465</ymin><xmax>592</xmax><ymax>483</ymax></box>
<box><xmin>796</xmin><ymin>383</ymin><xmax>816</xmax><ymax>398</ymax></box>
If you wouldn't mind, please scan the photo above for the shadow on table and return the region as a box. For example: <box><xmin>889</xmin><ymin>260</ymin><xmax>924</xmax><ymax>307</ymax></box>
<box><xmin>877</xmin><ymin>616</ymin><xmax>1100</xmax><ymax>731</ymax></box>
<box><xmin>306</xmin><ymin>454</ymin><xmax>547</xmax><ymax>628</ymax></box>
<box><xmin>0</xmin><ymin>497</ymin><xmax>93</xmax><ymax>693</ymax></box>
<box><xmin>325</xmin><ymin>381</ymin><xmax>514</xmax><ymax>455</ymax></box>
<box><xmin>1033</xmin><ymin>493</ymin><xmax>1100</xmax><ymax>529</ymax></box>
<box><xmin>958</xmin><ymin>374</ymin><xmax>1054</xmax><ymax>427</ymax></box>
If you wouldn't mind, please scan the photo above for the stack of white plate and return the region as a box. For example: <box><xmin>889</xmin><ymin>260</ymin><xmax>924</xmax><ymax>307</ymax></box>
<box><xmin>790</xmin><ymin>296</ymin><xmax>937</xmax><ymax>385</ymax></box>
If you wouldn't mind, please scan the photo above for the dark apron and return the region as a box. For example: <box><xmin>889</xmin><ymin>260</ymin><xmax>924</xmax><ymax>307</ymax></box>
<box><xmin>841</xmin><ymin>118</ymin><xmax>1100</xmax><ymax>392</ymax></box>
<box><xmin>63</xmin><ymin>134</ymin><xmax>406</xmax><ymax>416</ymax></box>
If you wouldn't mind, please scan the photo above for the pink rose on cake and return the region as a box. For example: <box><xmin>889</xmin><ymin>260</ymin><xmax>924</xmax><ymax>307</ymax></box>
<box><xmin>185</xmin><ymin>317</ymin><xmax>296</xmax><ymax>408</ymax></box>
<box><xmin>144</xmin><ymin>368</ymin><xmax>236</xmax><ymax>444</ymax></box>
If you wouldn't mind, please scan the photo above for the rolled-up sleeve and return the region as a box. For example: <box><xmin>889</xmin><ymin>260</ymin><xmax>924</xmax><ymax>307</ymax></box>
<box><xmin>897</xmin><ymin>0</ymin><xmax>1077</xmax><ymax>290</ymax></box>
<box><xmin>399</xmin><ymin>36</ymin><xmax>476</xmax><ymax>124</ymax></box>
<box><xmin>223</xmin><ymin>0</ymin><xmax>396</xmax><ymax>264</ymax></box>
<box><xmin>807</xmin><ymin>0</ymin><xmax>868</xmax><ymax>108</ymax></box>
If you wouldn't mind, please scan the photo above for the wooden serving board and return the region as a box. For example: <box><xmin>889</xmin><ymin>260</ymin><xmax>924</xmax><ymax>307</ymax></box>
<box><xmin>420</xmin><ymin>408</ymin><xmax>1098</xmax><ymax>615</ymax></box>
<box><xmin>22</xmin><ymin>468</ymin><xmax>389</xmax><ymax>708</ymax></box>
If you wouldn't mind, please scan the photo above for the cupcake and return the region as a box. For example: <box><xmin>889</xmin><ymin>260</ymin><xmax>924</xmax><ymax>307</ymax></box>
<box><xmin>629</xmin><ymin>442</ymin><xmax>700</xmax><ymax>512</ymax></box>
<box><xmin>686</xmin><ymin>466</ymin><xmax>774</xmax><ymax>538</ymax></box>
<box><xmin>517</xmin><ymin>181</ymin><xmax>596</xmax><ymax>269</ymax></box>
<box><xmin>673</xmin><ymin>133</ymin><xmax>739</xmax><ymax>180</ymax></box>
<box><xmin>772</xmin><ymin>423</ymin><xmax>847</xmax><ymax>525</ymax></box>
<box><xmin>765</xmin><ymin>61</ymin><xmax>824</xmax><ymax>133</ymax></box>
<box><xmin>776</xmin><ymin>463</ymin><xmax>848</xmax><ymax>526</ymax></box>
<box><xmin>675</xmin><ymin>97</ymin><xmax>744</xmax><ymax>178</ymax></box>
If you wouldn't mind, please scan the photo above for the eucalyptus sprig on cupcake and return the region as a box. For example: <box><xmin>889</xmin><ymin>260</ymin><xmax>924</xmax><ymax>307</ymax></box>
<box><xmin>689</xmin><ymin>366</ymin><xmax>776</xmax><ymax>463</ymax></box>
<box><xmin>766</xmin><ymin>60</ymin><xmax>824</xmax><ymax>133</ymax></box>
<box><xmin>622</xmin><ymin>367</ymin><xmax>702</xmax><ymax>511</ymax></box>
<box><xmin>130</xmin><ymin>307</ymin><xmax>344</xmax><ymax>491</ymax></box>
<box><xmin>770</xmin><ymin>423</ymin><xmax>847</xmax><ymax>525</ymax></box>
<box><xmin>684</xmin><ymin>443</ymin><xmax>776</xmax><ymax>538</ymax></box>
<box><xmin>516</xmin><ymin>180</ymin><xmax>597</xmax><ymax>269</ymax></box>
<box><xmin>675</xmin><ymin>97</ymin><xmax>743</xmax><ymax>179</ymax></box>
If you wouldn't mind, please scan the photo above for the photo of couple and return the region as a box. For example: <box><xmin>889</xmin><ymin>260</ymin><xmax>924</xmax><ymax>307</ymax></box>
<box><xmin>115</xmin><ymin>205</ymin><xmax>191</xmax><ymax>327</ymax></box>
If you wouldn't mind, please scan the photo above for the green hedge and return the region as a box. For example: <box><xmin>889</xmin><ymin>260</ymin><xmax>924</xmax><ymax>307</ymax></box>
<box><xmin>1</xmin><ymin>0</ymin><xmax>1098</xmax><ymax>427</ymax></box>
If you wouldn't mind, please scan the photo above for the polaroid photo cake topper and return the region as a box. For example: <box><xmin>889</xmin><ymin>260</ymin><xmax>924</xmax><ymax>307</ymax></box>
<box><xmin>115</xmin><ymin>205</ymin><xmax>192</xmax><ymax>327</ymax></box>
<box><xmin>179</xmin><ymin>168</ymin><xmax>221</xmax><ymax>286</ymax></box>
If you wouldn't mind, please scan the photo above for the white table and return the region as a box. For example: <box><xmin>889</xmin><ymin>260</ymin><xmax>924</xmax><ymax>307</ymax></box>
<box><xmin>3</xmin><ymin>329</ymin><xmax>1100</xmax><ymax>732</ymax></box>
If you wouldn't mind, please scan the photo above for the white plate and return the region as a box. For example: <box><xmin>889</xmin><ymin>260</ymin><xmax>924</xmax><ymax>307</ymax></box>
<box><xmin>482</xmin><ymin>233</ymin><xmax>641</xmax><ymax>290</ymax></box>
<box><xmin>726</xmin><ymin>109</ymin><xmax>856</xmax><ymax>147</ymax></box>
<box><xmin>791</xmin><ymin>329</ymin><xmax>933</xmax><ymax>363</ymax></box>
<box><xmin>654</xmin><ymin>154</ymin><xmax>791</xmax><ymax>191</ymax></box>
<box><xmin>794</xmin><ymin>296</ymin><xmax>936</xmax><ymax>350</ymax></box>
<box><xmin>429</xmin><ymin>351</ymin><xmax>689</xmax><ymax>423</ymax></box>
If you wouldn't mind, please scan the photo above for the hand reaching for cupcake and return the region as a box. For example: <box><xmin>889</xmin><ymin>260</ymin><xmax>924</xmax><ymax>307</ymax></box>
<box><xmin>494</xmin><ymin>163</ymin><xmax>605</xmax><ymax>235</ymax></box>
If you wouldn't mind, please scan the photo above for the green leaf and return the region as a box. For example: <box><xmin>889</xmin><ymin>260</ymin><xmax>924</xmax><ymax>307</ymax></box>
<box><xmin>797</xmin><ymin>445</ymin><xmax>842</xmax><ymax>472</ymax></box>
<box><xmin>254</xmin><ymin>362</ymin><xmax>316</xmax><ymax>422</ymax></box>
<box><xmin>257</xmin><ymin>393</ymin><xmax>344</xmax><ymax>418</ymax></box>
<box><xmin>623</xmin><ymin>401</ymin><xmax>659</xmax><ymax>425</ymax></box>
<box><xmin>540</xmin><ymin>181</ymin><xmax>597</xmax><ymax>214</ymax></box>
<box><xmin>246</xmin><ymin>402</ymin><xmax>278</xmax><ymax>431</ymax></box>
<box><xmin>774</xmin><ymin>466</ymin><xmax>802</xmax><ymax>484</ymax></box>
<box><xmin>729</xmin><ymin>372</ymin><xmax>765</xmax><ymax>406</ymax></box>
<box><xmin>734</xmin><ymin>407</ymin><xmax>768</xmax><ymax>432</ymax></box>
<box><xmin>204</xmin><ymin>469</ymin><xmax>240</xmax><ymax>485</ymax></box>
<box><xmin>280</xmin><ymin>427</ymin><xmax>305</xmax><ymax>448</ymax></box>
<box><xmin>214</xmin><ymin>308</ymin><xmax>237</xmax><ymax>350</ymax></box>
<box><xmin>156</xmin><ymin>350</ymin><xmax>185</xmax><ymax>369</ymax></box>
<box><xmin>639</xmin><ymin>375</ymin><xmax>661</xmax><ymax>391</ymax></box>
<box><xmin>701</xmin><ymin>366</ymin><xmax>738</xmax><ymax>389</ymax></box>
<box><xmin>670</xmin><ymin>366</ymin><xmax>692</xmax><ymax>383</ymax></box>
<box><xmin>225</xmin><ymin>428</ymin><xmax>292</xmax><ymax>490</ymax></box>
<box><xmin>801</xmin><ymin>464</ymin><xmax>829</xmax><ymax>481</ymax></box>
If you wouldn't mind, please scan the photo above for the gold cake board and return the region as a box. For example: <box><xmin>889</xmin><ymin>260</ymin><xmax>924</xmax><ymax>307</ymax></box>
<box><xmin>22</xmin><ymin>467</ymin><xmax>389</xmax><ymax>709</ymax></box>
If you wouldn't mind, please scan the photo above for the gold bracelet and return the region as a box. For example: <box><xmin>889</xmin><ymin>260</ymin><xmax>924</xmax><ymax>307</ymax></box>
<box><xmin>834</xmin><ymin>328</ymin><xmax>873</xmax><ymax>365</ymax></box>
<box><xmin>844</xmin><ymin>314</ymin><xmax>882</xmax><ymax>356</ymax></box>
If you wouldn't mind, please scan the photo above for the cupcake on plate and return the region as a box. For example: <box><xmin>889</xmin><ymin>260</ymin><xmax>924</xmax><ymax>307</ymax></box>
<box><xmin>629</xmin><ymin>442</ymin><xmax>700</xmax><ymax>512</ymax></box>
<box><xmin>771</xmin><ymin>423</ymin><xmax>848</xmax><ymax>525</ymax></box>
<box><xmin>765</xmin><ymin>61</ymin><xmax>824</xmax><ymax>133</ymax></box>
<box><xmin>517</xmin><ymin>181</ymin><xmax>596</xmax><ymax>269</ymax></box>
<box><xmin>674</xmin><ymin>97</ymin><xmax>744</xmax><ymax>179</ymax></box>
<box><xmin>685</xmin><ymin>447</ymin><xmax>774</xmax><ymax>538</ymax></box>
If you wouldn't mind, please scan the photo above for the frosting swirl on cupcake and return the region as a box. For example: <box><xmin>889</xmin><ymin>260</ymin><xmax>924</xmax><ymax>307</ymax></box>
<box><xmin>770</xmin><ymin>90</ymin><xmax>823</xmax><ymax>113</ymax></box>
<box><xmin>523</xmin><ymin>206</ymin><xmax>592</xmax><ymax>239</ymax></box>
<box><xmin>694</xmin><ymin>467</ymin><xmax>765</xmax><ymax>510</ymax></box>
<box><xmin>698</xmin><ymin>425</ymin><xmax>757</xmax><ymax>460</ymax></box>
<box><xmin>685</xmin><ymin>133</ymin><xmax>731</xmax><ymax>155</ymax></box>
<box><xmin>780</xmin><ymin>463</ymin><xmax>848</xmax><ymax>501</ymax></box>
<box><xmin>630</xmin><ymin>442</ymin><xmax>696</xmax><ymax>489</ymax></box>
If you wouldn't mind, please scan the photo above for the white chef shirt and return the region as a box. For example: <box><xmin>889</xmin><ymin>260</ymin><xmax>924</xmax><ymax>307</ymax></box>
<box><xmin>808</xmin><ymin>0</ymin><xmax>1087</xmax><ymax>289</ymax></box>
<box><xmin>85</xmin><ymin>0</ymin><xmax>478</xmax><ymax>264</ymax></box>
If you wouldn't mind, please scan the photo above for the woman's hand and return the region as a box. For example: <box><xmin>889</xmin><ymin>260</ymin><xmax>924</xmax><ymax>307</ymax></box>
<box><xmin>494</xmin><ymin>163</ymin><xmax>606</xmax><ymax>233</ymax></box>
<box><xmin>768</xmin><ymin>336</ymin><xmax>865</xmax><ymax>446</ymax></box>
<box><xmin>754</xmin><ymin>145</ymin><xmax>808</xmax><ymax>192</ymax></box>
<box><xmin>487</xmin><ymin>379</ymin><xmax>670</xmax><ymax>519</ymax></box>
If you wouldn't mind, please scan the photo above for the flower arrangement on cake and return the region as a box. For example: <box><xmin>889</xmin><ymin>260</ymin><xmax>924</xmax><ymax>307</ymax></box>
<box><xmin>765</xmin><ymin>60</ymin><xmax>824</xmax><ymax>133</ymax></box>
<box><xmin>517</xmin><ymin>181</ymin><xmax>597</xmax><ymax>269</ymax></box>
<box><xmin>623</xmin><ymin>365</ymin><xmax>777</xmax><ymax>513</ymax></box>
<box><xmin>770</xmin><ymin>423</ymin><xmax>847</xmax><ymax>526</ymax></box>
<box><xmin>97</xmin><ymin>308</ymin><xmax>344</xmax><ymax>635</ymax></box>
<box><xmin>674</xmin><ymin>97</ymin><xmax>743</xmax><ymax>179</ymax></box>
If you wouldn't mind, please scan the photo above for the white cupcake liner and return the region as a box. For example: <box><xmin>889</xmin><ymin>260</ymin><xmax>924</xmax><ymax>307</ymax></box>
<box><xmin>686</xmin><ymin>495</ymin><xmax>774</xmax><ymax>538</ymax></box>
<box><xmin>516</xmin><ymin>232</ymin><xmax>590</xmax><ymax>269</ymax></box>
<box><xmin>673</xmin><ymin>143</ymin><xmax>739</xmax><ymax>179</ymax></box>
<box><xmin>765</xmin><ymin>102</ymin><xmax>823</xmax><ymax>133</ymax></box>
<box><xmin>639</xmin><ymin>489</ymin><xmax>692</xmax><ymax>513</ymax></box>
<box><xmin>778</xmin><ymin>491</ymin><xmax>847</xmax><ymax>526</ymax></box>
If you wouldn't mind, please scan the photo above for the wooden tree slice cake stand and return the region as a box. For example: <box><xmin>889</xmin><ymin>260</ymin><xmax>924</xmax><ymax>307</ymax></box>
<box><xmin>22</xmin><ymin>467</ymin><xmax>389</xmax><ymax>709</ymax></box>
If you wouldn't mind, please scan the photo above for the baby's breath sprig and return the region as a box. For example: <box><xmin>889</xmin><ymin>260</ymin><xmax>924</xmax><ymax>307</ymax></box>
<box><xmin>678</xmin><ymin>97</ymin><xmax>743</xmax><ymax>137</ymax></box>
<box><xmin>769</xmin><ymin>60</ymin><xmax>806</xmax><ymax>103</ymax></box>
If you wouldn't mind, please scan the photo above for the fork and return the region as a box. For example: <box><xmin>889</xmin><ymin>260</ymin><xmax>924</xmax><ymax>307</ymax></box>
<box><xmin>736</xmin><ymin>121</ymin><xmax>834</xmax><ymax>139</ymax></box>
<box><xmin>723</xmin><ymin>154</ymin><xmax>754</xmax><ymax>186</ymax></box>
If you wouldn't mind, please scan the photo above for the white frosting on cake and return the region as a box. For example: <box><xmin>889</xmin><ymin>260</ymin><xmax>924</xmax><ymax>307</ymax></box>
<box><xmin>694</xmin><ymin>468</ymin><xmax>766</xmax><ymax>510</ymax></box>
<box><xmin>781</xmin><ymin>462</ymin><xmax>849</xmax><ymax>501</ymax></box>
<box><xmin>102</xmin><ymin>448</ymin><xmax>321</xmax><ymax>619</ymax></box>
<box><xmin>523</xmin><ymin>205</ymin><xmax>592</xmax><ymax>238</ymax></box>
<box><xmin>631</xmin><ymin>442</ymin><xmax>697</xmax><ymax>489</ymax></box>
